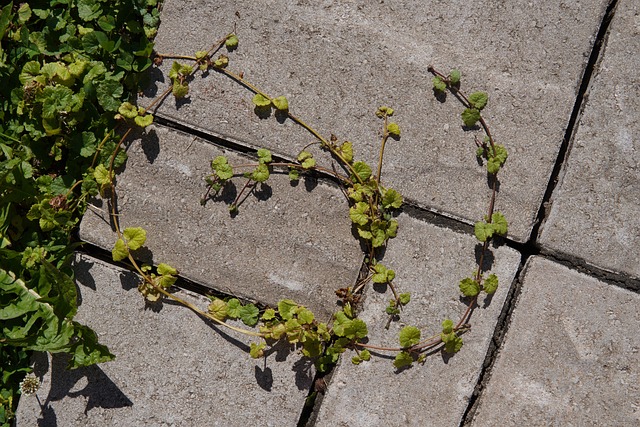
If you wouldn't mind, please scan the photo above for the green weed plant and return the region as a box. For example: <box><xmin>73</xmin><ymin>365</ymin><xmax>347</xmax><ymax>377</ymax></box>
<box><xmin>0</xmin><ymin>0</ymin><xmax>160</xmax><ymax>423</ymax></box>
<box><xmin>106</xmin><ymin>32</ymin><xmax>509</xmax><ymax>374</ymax></box>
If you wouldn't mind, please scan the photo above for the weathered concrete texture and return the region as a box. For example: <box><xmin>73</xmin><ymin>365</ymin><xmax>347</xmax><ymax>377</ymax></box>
<box><xmin>79</xmin><ymin>124</ymin><xmax>364</xmax><ymax>320</ymax></box>
<box><xmin>146</xmin><ymin>0</ymin><xmax>609</xmax><ymax>242</ymax></box>
<box><xmin>15</xmin><ymin>254</ymin><xmax>313</xmax><ymax>427</ymax></box>
<box><xmin>471</xmin><ymin>256</ymin><xmax>640</xmax><ymax>426</ymax></box>
<box><xmin>539</xmin><ymin>0</ymin><xmax>640</xmax><ymax>279</ymax></box>
<box><xmin>314</xmin><ymin>213</ymin><xmax>520</xmax><ymax>426</ymax></box>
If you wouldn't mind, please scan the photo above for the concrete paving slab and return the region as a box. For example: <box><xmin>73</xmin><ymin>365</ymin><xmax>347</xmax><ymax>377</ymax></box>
<box><xmin>314</xmin><ymin>213</ymin><xmax>520</xmax><ymax>426</ymax></box>
<box><xmin>145</xmin><ymin>0</ymin><xmax>609</xmax><ymax>242</ymax></box>
<box><xmin>539</xmin><ymin>0</ymin><xmax>640</xmax><ymax>279</ymax></box>
<box><xmin>470</xmin><ymin>256</ymin><xmax>640</xmax><ymax>426</ymax></box>
<box><xmin>79</xmin><ymin>124</ymin><xmax>364</xmax><ymax>320</ymax></box>
<box><xmin>15</xmin><ymin>253</ymin><xmax>313</xmax><ymax>426</ymax></box>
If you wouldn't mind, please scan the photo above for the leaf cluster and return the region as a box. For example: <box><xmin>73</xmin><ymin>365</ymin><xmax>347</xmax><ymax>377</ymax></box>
<box><xmin>385</xmin><ymin>292</ymin><xmax>410</xmax><ymax>316</ymax></box>
<box><xmin>0</xmin><ymin>266</ymin><xmax>114</xmax><ymax>368</ymax></box>
<box><xmin>477</xmin><ymin>143</ymin><xmax>508</xmax><ymax>174</ymax></box>
<box><xmin>204</xmin><ymin>149</ymin><xmax>275</xmax><ymax>211</ymax></box>
<box><xmin>208</xmin><ymin>297</ymin><xmax>260</xmax><ymax>327</ymax></box>
<box><xmin>459</xmin><ymin>273</ymin><xmax>499</xmax><ymax>297</ymax></box>
<box><xmin>347</xmin><ymin>181</ymin><xmax>401</xmax><ymax>248</ymax></box>
<box><xmin>205</xmin><ymin>296</ymin><xmax>371</xmax><ymax>373</ymax></box>
<box><xmin>0</xmin><ymin>0</ymin><xmax>161</xmax><ymax>421</ymax></box>
<box><xmin>474</xmin><ymin>211</ymin><xmax>508</xmax><ymax>242</ymax></box>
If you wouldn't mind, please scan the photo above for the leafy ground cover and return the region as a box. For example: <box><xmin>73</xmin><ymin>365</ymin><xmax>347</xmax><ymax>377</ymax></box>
<box><xmin>0</xmin><ymin>1</ymin><xmax>161</xmax><ymax>423</ymax></box>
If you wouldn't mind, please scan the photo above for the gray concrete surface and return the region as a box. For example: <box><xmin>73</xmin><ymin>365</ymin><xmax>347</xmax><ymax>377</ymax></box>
<box><xmin>470</xmin><ymin>256</ymin><xmax>640</xmax><ymax>426</ymax></box>
<box><xmin>146</xmin><ymin>0</ymin><xmax>610</xmax><ymax>242</ymax></box>
<box><xmin>539</xmin><ymin>0</ymin><xmax>640</xmax><ymax>279</ymax></box>
<box><xmin>314</xmin><ymin>213</ymin><xmax>520</xmax><ymax>426</ymax></box>
<box><xmin>79</xmin><ymin>124</ymin><xmax>364</xmax><ymax>320</ymax></box>
<box><xmin>15</xmin><ymin>254</ymin><xmax>312</xmax><ymax>426</ymax></box>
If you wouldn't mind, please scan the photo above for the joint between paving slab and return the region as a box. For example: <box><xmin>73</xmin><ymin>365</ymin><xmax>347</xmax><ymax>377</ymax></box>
<box><xmin>154</xmin><ymin>114</ymin><xmax>276</xmax><ymax>158</ymax></box>
<box><xmin>76</xmin><ymin>243</ymin><xmax>267</xmax><ymax>306</ymax></box>
<box><xmin>538</xmin><ymin>248</ymin><xmax>640</xmax><ymax>294</ymax></box>
<box><xmin>459</xmin><ymin>263</ymin><xmax>526</xmax><ymax>425</ymax></box>
<box><xmin>529</xmin><ymin>0</ymin><xmax>619</xmax><ymax>245</ymax></box>
<box><xmin>153</xmin><ymin>115</ymin><xmax>512</xmax><ymax>245</ymax></box>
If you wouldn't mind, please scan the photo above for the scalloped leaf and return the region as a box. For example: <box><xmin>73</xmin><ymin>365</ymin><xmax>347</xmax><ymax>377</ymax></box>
<box><xmin>483</xmin><ymin>273</ymin><xmax>499</xmax><ymax>294</ymax></box>
<box><xmin>459</xmin><ymin>277</ymin><xmax>480</xmax><ymax>297</ymax></box>
<box><xmin>272</xmin><ymin>96</ymin><xmax>289</xmax><ymax>111</ymax></box>
<box><xmin>252</xmin><ymin>93</ymin><xmax>271</xmax><ymax>107</ymax></box>
<box><xmin>399</xmin><ymin>326</ymin><xmax>421</xmax><ymax>348</ymax></box>
<box><xmin>134</xmin><ymin>113</ymin><xmax>153</xmax><ymax>128</ymax></box>
<box><xmin>123</xmin><ymin>227</ymin><xmax>146</xmax><ymax>251</ymax></box>
<box><xmin>461</xmin><ymin>107</ymin><xmax>481</xmax><ymax>127</ymax></box>
<box><xmin>112</xmin><ymin>238</ymin><xmax>128</xmax><ymax>261</ymax></box>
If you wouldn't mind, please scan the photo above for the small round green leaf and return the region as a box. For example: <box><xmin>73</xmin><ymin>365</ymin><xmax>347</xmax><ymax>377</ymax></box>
<box><xmin>441</xmin><ymin>318</ymin><xmax>454</xmax><ymax>334</ymax></box>
<box><xmin>487</xmin><ymin>157</ymin><xmax>501</xmax><ymax>174</ymax></box>
<box><xmin>123</xmin><ymin>227</ymin><xmax>146</xmax><ymax>251</ymax></box>
<box><xmin>459</xmin><ymin>277</ymin><xmax>480</xmax><ymax>297</ymax></box>
<box><xmin>433</xmin><ymin>76</ymin><xmax>447</xmax><ymax>92</ymax></box>
<box><xmin>345</xmin><ymin>318</ymin><xmax>368</xmax><ymax>339</ymax></box>
<box><xmin>93</xmin><ymin>164</ymin><xmax>113</xmax><ymax>185</ymax></box>
<box><xmin>387</xmin><ymin>122</ymin><xmax>401</xmax><ymax>137</ymax></box>
<box><xmin>227</xmin><ymin>298</ymin><xmax>242</xmax><ymax>318</ymax></box>
<box><xmin>118</xmin><ymin>102</ymin><xmax>139</xmax><ymax>119</ymax></box>
<box><xmin>288</xmin><ymin>168</ymin><xmax>300</xmax><ymax>181</ymax></box>
<box><xmin>214</xmin><ymin>54</ymin><xmax>229</xmax><ymax>68</ymax></box>
<box><xmin>261</xmin><ymin>308</ymin><xmax>277</xmax><ymax>320</ymax></box>
<box><xmin>225</xmin><ymin>34</ymin><xmax>239</xmax><ymax>51</ymax></box>
<box><xmin>491</xmin><ymin>212</ymin><xmax>508</xmax><ymax>236</ymax></box>
<box><xmin>393</xmin><ymin>351</ymin><xmax>413</xmax><ymax>369</ymax></box>
<box><xmin>212</xmin><ymin>156</ymin><xmax>233</xmax><ymax>180</ymax></box>
<box><xmin>441</xmin><ymin>332</ymin><xmax>463</xmax><ymax>353</ymax></box>
<box><xmin>157</xmin><ymin>263</ymin><xmax>177</xmax><ymax>276</ymax></box>
<box><xmin>134</xmin><ymin>114</ymin><xmax>153</xmax><ymax>128</ymax></box>
<box><xmin>257</xmin><ymin>148</ymin><xmax>272</xmax><ymax>164</ymax></box>
<box><xmin>272</xmin><ymin>96</ymin><xmax>289</xmax><ymax>111</ymax></box>
<box><xmin>250</xmin><ymin>163</ymin><xmax>270</xmax><ymax>183</ymax></box>
<box><xmin>449</xmin><ymin>69</ymin><xmax>461</xmax><ymax>85</ymax></box>
<box><xmin>399</xmin><ymin>293</ymin><xmax>411</xmax><ymax>305</ymax></box>
<box><xmin>468</xmin><ymin>91</ymin><xmax>488</xmax><ymax>110</ymax></box>
<box><xmin>349</xmin><ymin>202</ymin><xmax>370</xmax><ymax>226</ymax></box>
<box><xmin>239</xmin><ymin>304</ymin><xmax>260</xmax><ymax>326</ymax></box>
<box><xmin>297</xmin><ymin>308</ymin><xmax>315</xmax><ymax>324</ymax></box>
<box><xmin>252</xmin><ymin>93</ymin><xmax>271</xmax><ymax>107</ymax></box>
<box><xmin>339</xmin><ymin>141</ymin><xmax>354</xmax><ymax>163</ymax></box>
<box><xmin>352</xmin><ymin>161</ymin><xmax>372</xmax><ymax>181</ymax></box>
<box><xmin>376</xmin><ymin>106</ymin><xmax>394</xmax><ymax>118</ymax></box>
<box><xmin>461</xmin><ymin>108</ymin><xmax>481</xmax><ymax>127</ymax></box>
<box><xmin>112</xmin><ymin>238</ymin><xmax>128</xmax><ymax>261</ymax></box>
<box><xmin>399</xmin><ymin>326</ymin><xmax>421</xmax><ymax>348</ymax></box>
<box><xmin>249</xmin><ymin>341</ymin><xmax>266</xmax><ymax>359</ymax></box>
<box><xmin>474</xmin><ymin>221</ymin><xmax>494</xmax><ymax>242</ymax></box>
<box><xmin>483</xmin><ymin>273</ymin><xmax>499</xmax><ymax>294</ymax></box>
<box><xmin>172</xmin><ymin>81</ymin><xmax>189</xmax><ymax>98</ymax></box>
<box><xmin>381</xmin><ymin>188</ymin><xmax>403</xmax><ymax>209</ymax></box>
<box><xmin>372</xmin><ymin>264</ymin><xmax>392</xmax><ymax>284</ymax></box>
<box><xmin>278</xmin><ymin>299</ymin><xmax>298</xmax><ymax>320</ymax></box>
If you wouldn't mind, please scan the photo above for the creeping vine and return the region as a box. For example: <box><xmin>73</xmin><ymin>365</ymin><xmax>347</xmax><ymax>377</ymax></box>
<box><xmin>105</xmin><ymin>31</ymin><xmax>508</xmax><ymax>371</ymax></box>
